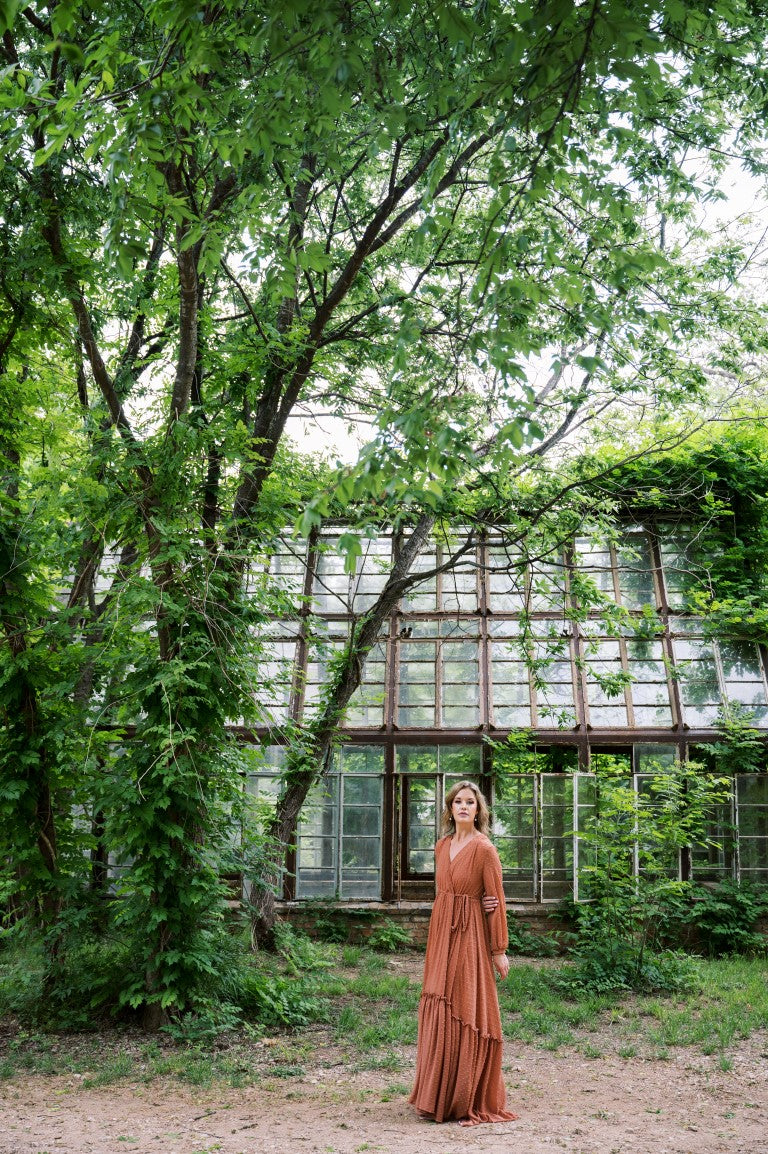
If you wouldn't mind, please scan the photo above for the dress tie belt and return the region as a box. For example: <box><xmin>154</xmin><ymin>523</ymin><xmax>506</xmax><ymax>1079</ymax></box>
<box><xmin>446</xmin><ymin>892</ymin><xmax>480</xmax><ymax>934</ymax></box>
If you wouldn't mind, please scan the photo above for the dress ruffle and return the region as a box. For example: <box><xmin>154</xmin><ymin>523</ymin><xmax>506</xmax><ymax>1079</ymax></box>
<box><xmin>409</xmin><ymin>992</ymin><xmax>519</xmax><ymax>1124</ymax></box>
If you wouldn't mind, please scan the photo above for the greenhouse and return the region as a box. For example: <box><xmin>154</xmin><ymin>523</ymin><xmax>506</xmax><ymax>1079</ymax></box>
<box><xmin>243</xmin><ymin>525</ymin><xmax>768</xmax><ymax>906</ymax></box>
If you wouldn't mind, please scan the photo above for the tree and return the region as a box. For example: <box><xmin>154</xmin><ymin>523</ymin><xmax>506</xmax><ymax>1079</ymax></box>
<box><xmin>2</xmin><ymin>0</ymin><xmax>768</xmax><ymax>1018</ymax></box>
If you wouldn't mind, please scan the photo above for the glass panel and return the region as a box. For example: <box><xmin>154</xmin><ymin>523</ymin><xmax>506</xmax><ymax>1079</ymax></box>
<box><xmin>407</xmin><ymin>777</ymin><xmax>438</xmax><ymax>873</ymax></box>
<box><xmin>493</xmin><ymin>773</ymin><xmax>536</xmax><ymax>900</ymax></box>
<box><xmin>342</xmin><ymin>806</ymin><xmax>380</xmax><ymax>836</ymax></box>
<box><xmin>338</xmin><ymin>745</ymin><xmax>386</xmax><ymax>777</ymax></box>
<box><xmin>487</xmin><ymin>543</ymin><xmax>526</xmax><ymax>612</ymax></box>
<box><xmin>626</xmin><ymin>640</ymin><xmax>673</xmax><ymax>726</ymax></box>
<box><xmin>574</xmin><ymin>773</ymin><xmax>597</xmax><ymax>898</ymax></box>
<box><xmin>313</xmin><ymin>539</ymin><xmax>352</xmax><ymax>613</ymax></box>
<box><xmin>296</xmin><ymin>778</ymin><xmax>339</xmax><ymax>897</ymax></box>
<box><xmin>439</xmin><ymin>746</ymin><xmax>482</xmax><ymax>778</ymax></box>
<box><xmin>341</xmin><ymin>774</ymin><xmax>383</xmax><ymax>898</ymax></box>
<box><xmin>673</xmin><ymin>637</ymin><xmax>721</xmax><ymax>727</ymax></box>
<box><xmin>396</xmin><ymin>746</ymin><xmax>438</xmax><ymax>774</ymax></box>
<box><xmin>737</xmin><ymin>775</ymin><xmax>768</xmax><ymax>876</ymax></box>
<box><xmin>254</xmin><ymin>639</ymin><xmax>296</xmax><ymax>724</ymax></box>
<box><xmin>302</xmin><ymin>640</ymin><xmax>345</xmax><ymax>717</ymax></box>
<box><xmin>342</xmin><ymin>837</ymin><xmax>379</xmax><ymax>866</ymax></box>
<box><xmin>398</xmin><ymin>641</ymin><xmax>436</xmax><ymax>726</ymax></box>
<box><xmin>616</xmin><ymin>533</ymin><xmax>656</xmax><ymax>610</ymax></box>
<box><xmin>350</xmin><ymin>537</ymin><xmax>392</xmax><ymax>613</ymax></box>
<box><xmin>441</xmin><ymin>639</ymin><xmax>480</xmax><ymax>727</ymax></box>
<box><xmin>691</xmin><ymin>796</ymin><xmax>734</xmax><ymax>880</ymax></box>
<box><xmin>494</xmin><ymin>704</ymin><xmax>534</xmax><ymax>727</ymax></box>
<box><xmin>540</xmin><ymin>774</ymin><xmax>573</xmax><ymax>900</ymax></box>
<box><xmin>296</xmin><ymin>764</ymin><xmax>384</xmax><ymax>899</ymax></box>
<box><xmin>668</xmin><ymin>615</ymin><xmax>707</xmax><ymax>635</ymax></box>
<box><xmin>574</xmin><ymin>537</ymin><xmax>615</xmax><ymax>601</ymax></box>
<box><xmin>343</xmin><ymin>775</ymin><xmax>381</xmax><ymax>804</ymax></box>
<box><xmin>268</xmin><ymin>541</ymin><xmax>307</xmax><ymax>597</ymax></box>
<box><xmin>529</xmin><ymin>555</ymin><xmax>567</xmax><ymax>612</ymax></box>
<box><xmin>401</xmin><ymin>543</ymin><xmax>438</xmax><ymax>611</ymax></box>
<box><xmin>658</xmin><ymin>530</ymin><xmax>718</xmax><ymax>611</ymax></box>
<box><xmin>718</xmin><ymin>641</ymin><xmax>768</xmax><ymax>724</ymax></box>
<box><xmin>488</xmin><ymin>619</ymin><xmax>524</xmax><ymax>638</ymax></box>
<box><xmin>344</xmin><ymin>641</ymin><xmax>387</xmax><ymax>726</ymax></box>
<box><xmin>584</xmin><ymin>639</ymin><xmax>627</xmax><ymax>727</ymax></box>
<box><xmin>737</xmin><ymin>776</ymin><xmax>768</xmax><ymax>806</ymax></box>
<box><xmin>442</xmin><ymin>560</ymin><xmax>479</xmax><ymax>613</ymax></box>
<box><xmin>491</xmin><ymin>638</ymin><xmax>532</xmax><ymax>727</ymax></box>
<box><xmin>636</xmin><ymin>774</ymin><xmax>680</xmax><ymax>877</ymax></box>
<box><xmin>532</xmin><ymin>639</ymin><xmax>576</xmax><ymax>727</ymax></box>
<box><xmin>633</xmin><ymin>744</ymin><xmax>677</xmax><ymax>773</ymax></box>
<box><xmin>496</xmin><ymin>839</ymin><xmax>534</xmax><ymax>868</ymax></box>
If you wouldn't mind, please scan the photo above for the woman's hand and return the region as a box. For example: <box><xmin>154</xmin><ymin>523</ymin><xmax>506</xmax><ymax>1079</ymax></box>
<box><xmin>492</xmin><ymin>952</ymin><xmax>510</xmax><ymax>980</ymax></box>
<box><xmin>482</xmin><ymin>893</ymin><xmax>499</xmax><ymax>914</ymax></box>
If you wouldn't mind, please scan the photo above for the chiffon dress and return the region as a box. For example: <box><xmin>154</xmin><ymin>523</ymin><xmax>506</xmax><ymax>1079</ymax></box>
<box><xmin>409</xmin><ymin>832</ymin><xmax>518</xmax><ymax>1125</ymax></box>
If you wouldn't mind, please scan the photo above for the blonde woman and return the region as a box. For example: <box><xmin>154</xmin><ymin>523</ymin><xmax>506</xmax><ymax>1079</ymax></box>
<box><xmin>409</xmin><ymin>780</ymin><xmax>518</xmax><ymax>1126</ymax></box>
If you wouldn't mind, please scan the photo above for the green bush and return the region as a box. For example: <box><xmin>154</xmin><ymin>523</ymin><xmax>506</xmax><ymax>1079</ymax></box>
<box><xmin>684</xmin><ymin>880</ymin><xmax>768</xmax><ymax>957</ymax></box>
<box><xmin>235</xmin><ymin>970</ymin><xmax>326</xmax><ymax>1029</ymax></box>
<box><xmin>299</xmin><ymin>901</ymin><xmax>376</xmax><ymax>943</ymax></box>
<box><xmin>368</xmin><ymin>918</ymin><xmax>412</xmax><ymax>953</ymax></box>
<box><xmin>506</xmin><ymin>914</ymin><xmax>561</xmax><ymax>958</ymax></box>
<box><xmin>0</xmin><ymin>930</ymin><xmax>142</xmax><ymax>1030</ymax></box>
<box><xmin>273</xmin><ymin>921</ymin><xmax>336</xmax><ymax>970</ymax></box>
<box><xmin>565</xmin><ymin>761</ymin><xmax>729</xmax><ymax>993</ymax></box>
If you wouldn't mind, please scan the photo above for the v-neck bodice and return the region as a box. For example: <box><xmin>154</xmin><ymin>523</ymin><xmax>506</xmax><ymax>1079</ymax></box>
<box><xmin>449</xmin><ymin>833</ymin><xmax>480</xmax><ymax>864</ymax></box>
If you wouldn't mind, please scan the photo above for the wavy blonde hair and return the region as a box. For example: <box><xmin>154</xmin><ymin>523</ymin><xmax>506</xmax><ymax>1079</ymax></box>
<box><xmin>441</xmin><ymin>780</ymin><xmax>490</xmax><ymax>837</ymax></box>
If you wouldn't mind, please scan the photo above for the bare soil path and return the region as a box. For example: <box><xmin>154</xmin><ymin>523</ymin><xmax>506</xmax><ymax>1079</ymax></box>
<box><xmin>3</xmin><ymin>1035</ymin><xmax>767</xmax><ymax>1154</ymax></box>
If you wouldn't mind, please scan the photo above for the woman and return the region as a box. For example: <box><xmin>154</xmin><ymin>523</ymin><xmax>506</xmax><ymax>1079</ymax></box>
<box><xmin>409</xmin><ymin>780</ymin><xmax>518</xmax><ymax>1126</ymax></box>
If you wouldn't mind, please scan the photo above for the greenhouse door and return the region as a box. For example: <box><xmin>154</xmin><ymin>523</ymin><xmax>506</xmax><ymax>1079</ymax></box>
<box><xmin>399</xmin><ymin>775</ymin><xmax>441</xmax><ymax>881</ymax></box>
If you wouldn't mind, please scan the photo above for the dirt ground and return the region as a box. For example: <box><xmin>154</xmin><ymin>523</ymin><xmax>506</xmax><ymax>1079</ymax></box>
<box><xmin>1</xmin><ymin>955</ymin><xmax>767</xmax><ymax>1154</ymax></box>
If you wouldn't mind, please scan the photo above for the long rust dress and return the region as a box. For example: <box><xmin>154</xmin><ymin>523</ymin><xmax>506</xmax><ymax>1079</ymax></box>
<box><xmin>409</xmin><ymin>833</ymin><xmax>518</xmax><ymax>1126</ymax></box>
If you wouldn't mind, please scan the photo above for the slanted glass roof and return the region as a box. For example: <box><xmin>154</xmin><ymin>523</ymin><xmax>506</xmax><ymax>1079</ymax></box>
<box><xmin>248</xmin><ymin>526</ymin><xmax>768</xmax><ymax>734</ymax></box>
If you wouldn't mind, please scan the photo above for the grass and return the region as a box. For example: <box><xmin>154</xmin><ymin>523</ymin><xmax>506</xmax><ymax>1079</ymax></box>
<box><xmin>1</xmin><ymin>937</ymin><xmax>767</xmax><ymax>1087</ymax></box>
<box><xmin>496</xmin><ymin>954</ymin><xmax>768</xmax><ymax>1061</ymax></box>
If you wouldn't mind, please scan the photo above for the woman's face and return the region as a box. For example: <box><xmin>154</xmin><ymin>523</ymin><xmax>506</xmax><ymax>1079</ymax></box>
<box><xmin>451</xmin><ymin>787</ymin><xmax>478</xmax><ymax>829</ymax></box>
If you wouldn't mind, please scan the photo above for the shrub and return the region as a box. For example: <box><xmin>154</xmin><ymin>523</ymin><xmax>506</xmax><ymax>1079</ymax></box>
<box><xmin>236</xmin><ymin>970</ymin><xmax>326</xmax><ymax>1030</ymax></box>
<box><xmin>506</xmin><ymin>914</ymin><xmax>561</xmax><ymax>958</ymax></box>
<box><xmin>368</xmin><ymin>918</ymin><xmax>412</xmax><ymax>953</ymax></box>
<box><xmin>566</xmin><ymin>760</ymin><xmax>729</xmax><ymax>992</ymax></box>
<box><xmin>684</xmin><ymin>880</ymin><xmax>768</xmax><ymax>957</ymax></box>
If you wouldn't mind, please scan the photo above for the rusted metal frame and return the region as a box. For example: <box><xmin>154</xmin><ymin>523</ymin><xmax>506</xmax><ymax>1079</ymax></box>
<box><xmin>289</xmin><ymin>528</ymin><xmax>319</xmax><ymax>722</ymax></box>
<box><xmin>271</xmin><ymin>532</ymin><xmax>318</xmax><ymax>900</ymax></box>
<box><xmin>477</xmin><ymin>531</ymin><xmax>493</xmax><ymax>734</ymax></box>
<box><xmin>565</xmin><ymin>546</ymin><xmax>591</xmax><ymax>770</ymax></box>
<box><xmin>229</xmin><ymin>724</ymin><xmax>729</xmax><ymax>746</ymax></box>
<box><xmin>387</xmin><ymin>529</ymin><xmax>402</xmax><ymax>733</ymax></box>
<box><xmin>434</xmin><ymin>621</ymin><xmax>443</xmax><ymax>730</ymax></box>
<box><xmin>382</xmin><ymin>742</ymin><xmax>397</xmax><ymax>901</ymax></box>
<box><xmin>758</xmin><ymin>643</ymin><xmax>768</xmax><ymax>702</ymax></box>
<box><xmin>383</xmin><ymin>531</ymin><xmax>402</xmax><ymax>900</ymax></box>
<box><xmin>608</xmin><ymin>539</ymin><xmax>636</xmax><ymax>728</ymax></box>
<box><xmin>648</xmin><ymin>527</ymin><xmax>685</xmax><ymax>735</ymax></box>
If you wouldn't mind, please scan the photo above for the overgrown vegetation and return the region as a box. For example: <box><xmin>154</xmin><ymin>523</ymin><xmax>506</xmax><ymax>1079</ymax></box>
<box><xmin>684</xmin><ymin>881</ymin><xmax>768</xmax><ymax>958</ymax></box>
<box><xmin>562</xmin><ymin>759</ymin><xmax>732</xmax><ymax>993</ymax></box>
<box><xmin>1</xmin><ymin>935</ymin><xmax>767</xmax><ymax>1087</ymax></box>
<box><xmin>590</xmin><ymin>425</ymin><xmax>768</xmax><ymax>646</ymax></box>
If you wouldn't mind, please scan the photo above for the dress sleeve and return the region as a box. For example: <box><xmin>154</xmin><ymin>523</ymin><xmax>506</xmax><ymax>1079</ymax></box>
<box><xmin>481</xmin><ymin>840</ymin><xmax>508</xmax><ymax>954</ymax></box>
